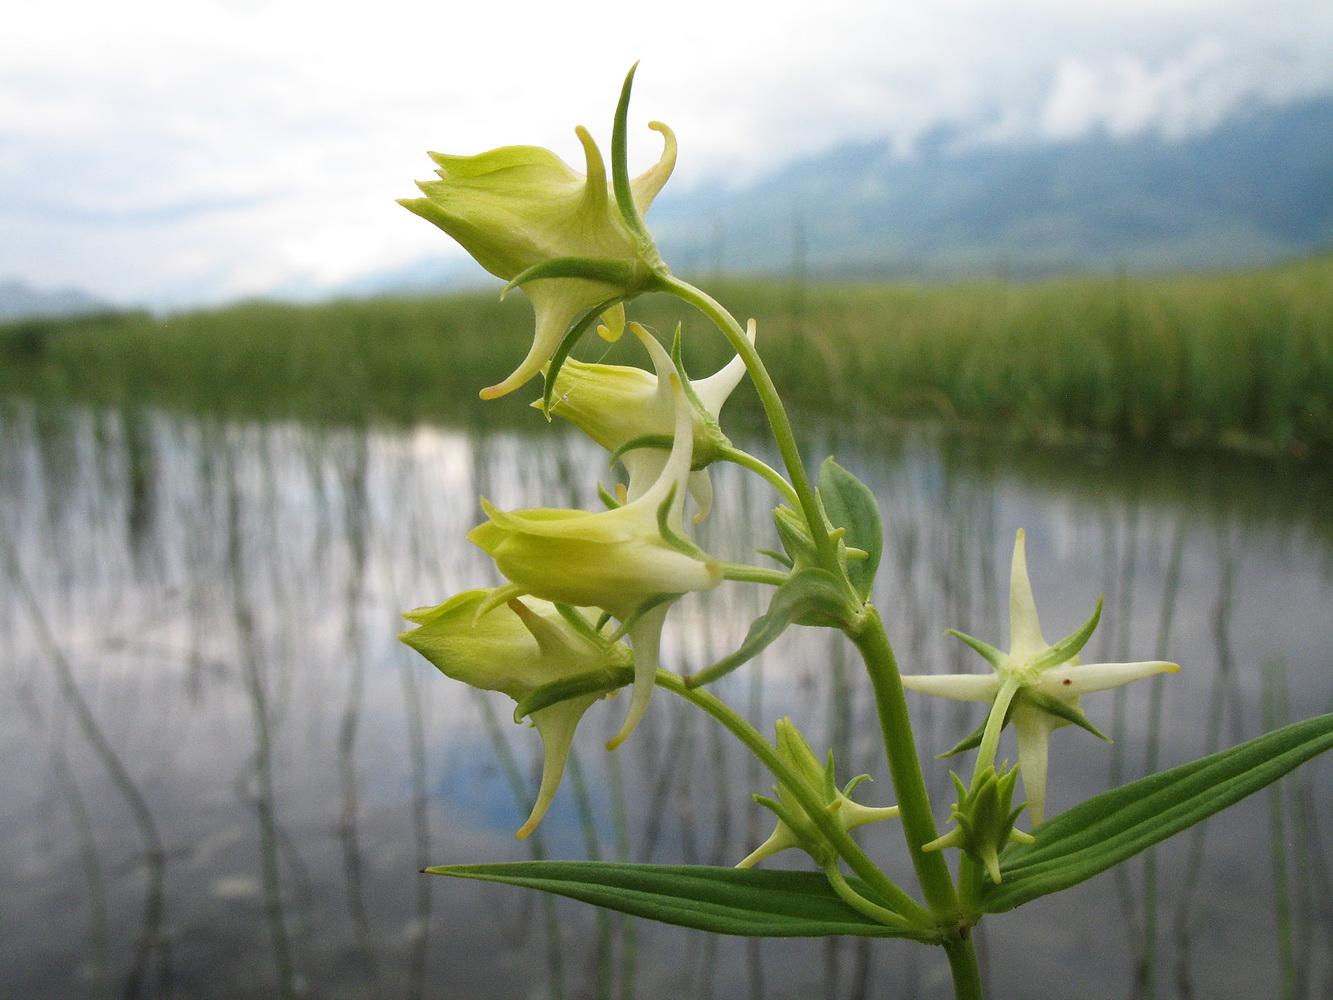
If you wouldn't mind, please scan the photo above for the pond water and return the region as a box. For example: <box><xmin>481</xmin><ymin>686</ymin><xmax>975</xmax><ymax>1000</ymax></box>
<box><xmin>2</xmin><ymin>401</ymin><xmax>1331</xmax><ymax>1000</ymax></box>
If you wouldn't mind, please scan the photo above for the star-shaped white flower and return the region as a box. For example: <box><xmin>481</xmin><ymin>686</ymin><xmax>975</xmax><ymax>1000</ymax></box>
<box><xmin>900</xmin><ymin>529</ymin><xmax>1179</xmax><ymax>825</ymax></box>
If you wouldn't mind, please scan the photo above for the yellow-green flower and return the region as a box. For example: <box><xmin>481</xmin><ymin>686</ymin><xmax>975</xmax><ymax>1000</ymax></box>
<box><xmin>399</xmin><ymin>589</ymin><xmax>630</xmax><ymax>839</ymax></box>
<box><xmin>738</xmin><ymin>718</ymin><xmax>899</xmax><ymax>869</ymax></box>
<box><xmin>468</xmin><ymin>326</ymin><xmax>721</xmax><ymax>750</ymax></box>
<box><xmin>400</xmin><ymin>115</ymin><xmax>676</xmax><ymax>401</ymax></box>
<box><xmin>900</xmin><ymin>530</ymin><xmax>1179</xmax><ymax>824</ymax></box>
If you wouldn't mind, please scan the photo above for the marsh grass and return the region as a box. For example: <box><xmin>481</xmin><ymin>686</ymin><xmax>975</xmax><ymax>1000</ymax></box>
<box><xmin>3</xmin><ymin>254</ymin><xmax>1331</xmax><ymax>453</ymax></box>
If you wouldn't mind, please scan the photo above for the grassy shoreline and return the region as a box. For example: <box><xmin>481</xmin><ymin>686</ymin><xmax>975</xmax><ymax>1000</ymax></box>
<box><xmin>3</xmin><ymin>254</ymin><xmax>1331</xmax><ymax>456</ymax></box>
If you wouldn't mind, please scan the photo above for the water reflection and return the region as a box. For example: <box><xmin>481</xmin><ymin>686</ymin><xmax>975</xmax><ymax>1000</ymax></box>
<box><xmin>1</xmin><ymin>402</ymin><xmax>1330</xmax><ymax>1000</ymax></box>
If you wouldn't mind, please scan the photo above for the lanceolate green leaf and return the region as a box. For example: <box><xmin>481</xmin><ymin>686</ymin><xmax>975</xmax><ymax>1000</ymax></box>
<box><xmin>979</xmin><ymin>713</ymin><xmax>1333</xmax><ymax>913</ymax></box>
<box><xmin>817</xmin><ymin>458</ymin><xmax>882</xmax><ymax>600</ymax></box>
<box><xmin>426</xmin><ymin>861</ymin><xmax>930</xmax><ymax>939</ymax></box>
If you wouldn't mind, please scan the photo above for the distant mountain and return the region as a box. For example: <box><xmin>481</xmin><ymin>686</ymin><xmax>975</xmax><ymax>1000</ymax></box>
<box><xmin>327</xmin><ymin>254</ymin><xmax>494</xmax><ymax>299</ymax></box>
<box><xmin>649</xmin><ymin>95</ymin><xmax>1333</xmax><ymax>278</ymax></box>
<box><xmin>0</xmin><ymin>280</ymin><xmax>109</xmax><ymax>322</ymax></box>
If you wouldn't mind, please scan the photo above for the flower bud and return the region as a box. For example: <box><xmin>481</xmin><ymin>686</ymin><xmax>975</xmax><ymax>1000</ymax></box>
<box><xmin>737</xmin><ymin>718</ymin><xmax>899</xmax><ymax>869</ymax></box>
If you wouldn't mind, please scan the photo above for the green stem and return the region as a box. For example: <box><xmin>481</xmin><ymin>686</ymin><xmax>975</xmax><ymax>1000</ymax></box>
<box><xmin>822</xmin><ymin>863</ymin><xmax>913</xmax><ymax>930</ymax></box>
<box><xmin>654</xmin><ymin>670</ymin><xmax>935</xmax><ymax>933</ymax></box>
<box><xmin>847</xmin><ymin>606</ymin><xmax>959</xmax><ymax>915</ymax></box>
<box><xmin>943</xmin><ymin>933</ymin><xmax>985</xmax><ymax>1000</ymax></box>
<box><xmin>718</xmin><ymin>445</ymin><xmax>801</xmax><ymax>507</ymax></box>
<box><xmin>657</xmin><ymin>275</ymin><xmax>840</xmax><ymax>572</ymax></box>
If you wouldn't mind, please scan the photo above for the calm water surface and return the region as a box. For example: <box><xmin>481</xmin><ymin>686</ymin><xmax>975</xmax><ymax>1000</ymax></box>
<box><xmin>2</xmin><ymin>402</ymin><xmax>1330</xmax><ymax>1000</ymax></box>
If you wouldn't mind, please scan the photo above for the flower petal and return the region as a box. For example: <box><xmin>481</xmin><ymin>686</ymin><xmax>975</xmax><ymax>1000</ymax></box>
<box><xmin>606</xmin><ymin>602</ymin><xmax>671</xmax><ymax>751</ymax></box>
<box><xmin>1037</xmin><ymin>660</ymin><xmax>1180</xmax><ymax>697</ymax></box>
<box><xmin>1008</xmin><ymin>529</ymin><xmax>1049</xmax><ymax>661</ymax></box>
<box><xmin>1012</xmin><ymin>702</ymin><xmax>1060</xmax><ymax>826</ymax></box>
<box><xmin>900</xmin><ymin>673</ymin><xmax>1002</xmax><ymax>702</ymax></box>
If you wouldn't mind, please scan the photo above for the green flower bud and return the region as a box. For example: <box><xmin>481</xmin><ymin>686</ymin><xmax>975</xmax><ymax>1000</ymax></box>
<box><xmin>922</xmin><ymin>763</ymin><xmax>1035</xmax><ymax>884</ymax></box>
<box><xmin>737</xmin><ymin>718</ymin><xmax>899</xmax><ymax>869</ymax></box>
<box><xmin>399</xmin><ymin>589</ymin><xmax>630</xmax><ymax>839</ymax></box>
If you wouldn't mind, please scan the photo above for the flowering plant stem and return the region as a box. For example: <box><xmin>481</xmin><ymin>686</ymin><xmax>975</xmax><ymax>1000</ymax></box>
<box><xmin>401</xmin><ymin>72</ymin><xmax>1333</xmax><ymax>1000</ymax></box>
<box><xmin>657</xmin><ymin>274</ymin><xmax>841</xmax><ymax>571</ymax></box>
<box><xmin>658</xmin><ymin>276</ymin><xmax>984</xmax><ymax>996</ymax></box>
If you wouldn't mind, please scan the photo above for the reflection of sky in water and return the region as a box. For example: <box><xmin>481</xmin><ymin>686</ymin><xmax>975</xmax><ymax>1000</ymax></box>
<box><xmin>0</xmin><ymin>402</ymin><xmax>1330</xmax><ymax>999</ymax></box>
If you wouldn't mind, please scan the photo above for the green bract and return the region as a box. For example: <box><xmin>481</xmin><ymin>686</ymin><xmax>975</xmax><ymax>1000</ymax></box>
<box><xmin>399</xmin><ymin>112</ymin><xmax>676</xmax><ymax>401</ymax></box>
<box><xmin>398</xmin><ymin>589</ymin><xmax>630</xmax><ymax>838</ymax></box>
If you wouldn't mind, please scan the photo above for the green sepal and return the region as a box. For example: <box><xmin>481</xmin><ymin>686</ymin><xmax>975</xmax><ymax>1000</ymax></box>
<box><xmin>946</xmin><ymin>629</ymin><xmax>1006</xmax><ymax>670</ymax></box>
<box><xmin>607</xmin><ymin>592</ymin><xmax>676</xmax><ymax>642</ymax></box>
<box><xmin>542</xmin><ymin>296</ymin><xmax>625</xmax><ymax>415</ymax></box>
<box><xmin>752</xmin><ymin>794</ymin><xmax>808</xmax><ymax>841</ymax></box>
<box><xmin>1020</xmin><ymin>687</ymin><xmax>1111</xmax><ymax>741</ymax></box>
<box><xmin>608</xmin><ymin>434</ymin><xmax>675</xmax><ymax>467</ymax></box>
<box><xmin>685</xmin><ymin>567</ymin><xmax>856</xmax><ymax>688</ymax></box>
<box><xmin>611</xmin><ymin>63</ymin><xmax>651</xmax><ymax>245</ymax></box>
<box><xmin>755</xmin><ymin>548</ymin><xmax>794</xmax><ymax>569</ymax></box>
<box><xmin>655</xmin><ymin>483</ymin><xmax>711</xmax><ymax>560</ymax></box>
<box><xmin>513</xmin><ymin>665</ymin><xmax>636</xmax><ymax>723</ymax></box>
<box><xmin>425</xmin><ymin>861</ymin><xmax>931</xmax><ymax>940</ymax></box>
<box><xmin>554</xmin><ymin>602</ymin><xmax>608</xmax><ymax>643</ymax></box>
<box><xmin>1030</xmin><ymin>597</ymin><xmax>1103</xmax><ymax>674</ymax></box>
<box><xmin>937</xmin><ymin>697</ymin><xmax>1018</xmax><ymax>758</ymax></box>
<box><xmin>978</xmin><ymin>712</ymin><xmax>1333</xmax><ymax>913</ymax></box>
<box><xmin>503</xmin><ymin>257</ymin><xmax>640</xmax><ymax>296</ymax></box>
<box><xmin>817</xmin><ymin>458</ymin><xmax>882</xmax><ymax>601</ymax></box>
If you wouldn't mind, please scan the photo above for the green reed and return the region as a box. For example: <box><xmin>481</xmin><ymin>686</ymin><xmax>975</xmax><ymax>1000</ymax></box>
<box><xmin>3</xmin><ymin>252</ymin><xmax>1330</xmax><ymax>453</ymax></box>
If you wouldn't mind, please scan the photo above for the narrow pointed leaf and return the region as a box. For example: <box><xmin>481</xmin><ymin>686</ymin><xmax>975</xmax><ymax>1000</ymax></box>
<box><xmin>978</xmin><ymin>713</ymin><xmax>1333</xmax><ymax>913</ymax></box>
<box><xmin>426</xmin><ymin>861</ymin><xmax>928</xmax><ymax>939</ymax></box>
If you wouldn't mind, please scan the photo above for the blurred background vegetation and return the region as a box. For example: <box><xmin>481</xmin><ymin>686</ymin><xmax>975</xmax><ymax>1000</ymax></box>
<box><xmin>4</xmin><ymin>251</ymin><xmax>1330</xmax><ymax>458</ymax></box>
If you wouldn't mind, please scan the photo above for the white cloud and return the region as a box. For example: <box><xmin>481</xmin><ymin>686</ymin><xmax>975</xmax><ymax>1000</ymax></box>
<box><xmin>1</xmin><ymin>0</ymin><xmax>1331</xmax><ymax>306</ymax></box>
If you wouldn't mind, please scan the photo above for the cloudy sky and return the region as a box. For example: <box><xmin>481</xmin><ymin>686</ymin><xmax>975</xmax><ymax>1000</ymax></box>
<box><xmin>3</xmin><ymin>0</ymin><xmax>1331</xmax><ymax>309</ymax></box>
